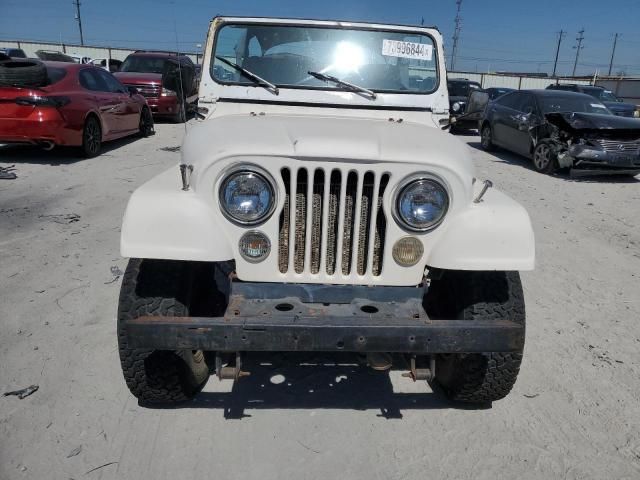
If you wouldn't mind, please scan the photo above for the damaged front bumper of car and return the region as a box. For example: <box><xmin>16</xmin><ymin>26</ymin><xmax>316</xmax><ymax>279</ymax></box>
<box><xmin>558</xmin><ymin>143</ymin><xmax>640</xmax><ymax>176</ymax></box>
<box><xmin>125</xmin><ymin>282</ymin><xmax>524</xmax><ymax>354</ymax></box>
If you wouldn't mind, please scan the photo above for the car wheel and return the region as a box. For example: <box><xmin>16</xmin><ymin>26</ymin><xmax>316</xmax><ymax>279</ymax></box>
<box><xmin>117</xmin><ymin>259</ymin><xmax>210</xmax><ymax>405</ymax></box>
<box><xmin>480</xmin><ymin>124</ymin><xmax>494</xmax><ymax>151</ymax></box>
<box><xmin>532</xmin><ymin>141</ymin><xmax>557</xmax><ymax>174</ymax></box>
<box><xmin>139</xmin><ymin>107</ymin><xmax>154</xmax><ymax>137</ymax></box>
<box><xmin>81</xmin><ymin>116</ymin><xmax>102</xmax><ymax>158</ymax></box>
<box><xmin>426</xmin><ymin>270</ymin><xmax>525</xmax><ymax>404</ymax></box>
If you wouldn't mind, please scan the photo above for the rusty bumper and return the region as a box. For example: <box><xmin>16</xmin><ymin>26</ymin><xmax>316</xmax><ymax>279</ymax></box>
<box><xmin>125</xmin><ymin>282</ymin><xmax>524</xmax><ymax>353</ymax></box>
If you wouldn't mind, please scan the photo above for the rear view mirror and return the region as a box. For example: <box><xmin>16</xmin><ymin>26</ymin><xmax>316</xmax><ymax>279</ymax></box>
<box><xmin>466</xmin><ymin>90</ymin><xmax>490</xmax><ymax>115</ymax></box>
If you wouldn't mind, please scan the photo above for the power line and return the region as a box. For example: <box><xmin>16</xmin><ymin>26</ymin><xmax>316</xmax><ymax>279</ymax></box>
<box><xmin>450</xmin><ymin>0</ymin><xmax>463</xmax><ymax>70</ymax></box>
<box><xmin>73</xmin><ymin>0</ymin><xmax>84</xmax><ymax>46</ymax></box>
<box><xmin>608</xmin><ymin>33</ymin><xmax>619</xmax><ymax>76</ymax></box>
<box><xmin>572</xmin><ymin>28</ymin><xmax>584</xmax><ymax>76</ymax></box>
<box><xmin>552</xmin><ymin>29</ymin><xmax>565</xmax><ymax>77</ymax></box>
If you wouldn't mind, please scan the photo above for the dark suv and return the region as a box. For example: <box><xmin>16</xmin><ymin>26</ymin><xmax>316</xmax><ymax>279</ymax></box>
<box><xmin>115</xmin><ymin>51</ymin><xmax>198</xmax><ymax>123</ymax></box>
<box><xmin>447</xmin><ymin>78</ymin><xmax>482</xmax><ymax>130</ymax></box>
<box><xmin>546</xmin><ymin>84</ymin><xmax>639</xmax><ymax>118</ymax></box>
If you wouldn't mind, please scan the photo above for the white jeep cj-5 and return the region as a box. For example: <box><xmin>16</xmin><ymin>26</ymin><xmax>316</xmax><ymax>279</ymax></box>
<box><xmin>117</xmin><ymin>16</ymin><xmax>535</xmax><ymax>405</ymax></box>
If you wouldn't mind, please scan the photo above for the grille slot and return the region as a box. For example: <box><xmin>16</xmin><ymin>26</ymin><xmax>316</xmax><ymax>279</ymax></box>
<box><xmin>278</xmin><ymin>168</ymin><xmax>291</xmax><ymax>273</ymax></box>
<box><xmin>279</xmin><ymin>167</ymin><xmax>388</xmax><ymax>279</ymax></box>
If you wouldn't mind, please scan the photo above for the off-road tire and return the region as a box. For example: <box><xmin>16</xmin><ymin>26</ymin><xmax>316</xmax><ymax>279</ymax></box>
<box><xmin>532</xmin><ymin>141</ymin><xmax>557</xmax><ymax>174</ymax></box>
<box><xmin>117</xmin><ymin>258</ymin><xmax>210</xmax><ymax>405</ymax></box>
<box><xmin>426</xmin><ymin>270</ymin><xmax>525</xmax><ymax>404</ymax></box>
<box><xmin>0</xmin><ymin>59</ymin><xmax>47</xmax><ymax>87</ymax></box>
<box><xmin>480</xmin><ymin>123</ymin><xmax>494</xmax><ymax>151</ymax></box>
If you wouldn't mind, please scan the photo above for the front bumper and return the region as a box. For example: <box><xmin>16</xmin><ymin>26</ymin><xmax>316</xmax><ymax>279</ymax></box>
<box><xmin>126</xmin><ymin>282</ymin><xmax>524</xmax><ymax>353</ymax></box>
<box><xmin>146</xmin><ymin>96</ymin><xmax>179</xmax><ymax>116</ymax></box>
<box><xmin>566</xmin><ymin>144</ymin><xmax>640</xmax><ymax>174</ymax></box>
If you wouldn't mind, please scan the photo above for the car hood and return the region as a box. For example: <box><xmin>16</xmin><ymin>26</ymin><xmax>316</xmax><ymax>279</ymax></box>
<box><xmin>183</xmin><ymin>113</ymin><xmax>474</xmax><ymax>188</ymax></box>
<box><xmin>113</xmin><ymin>72</ymin><xmax>162</xmax><ymax>84</ymax></box>
<box><xmin>545</xmin><ymin>112</ymin><xmax>640</xmax><ymax>134</ymax></box>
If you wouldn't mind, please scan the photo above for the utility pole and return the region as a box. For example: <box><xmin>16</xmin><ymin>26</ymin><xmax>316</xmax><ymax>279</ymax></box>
<box><xmin>572</xmin><ymin>28</ymin><xmax>584</xmax><ymax>77</ymax></box>
<box><xmin>73</xmin><ymin>0</ymin><xmax>84</xmax><ymax>46</ymax></box>
<box><xmin>552</xmin><ymin>29</ymin><xmax>565</xmax><ymax>77</ymax></box>
<box><xmin>608</xmin><ymin>33</ymin><xmax>619</xmax><ymax>76</ymax></box>
<box><xmin>450</xmin><ymin>0</ymin><xmax>463</xmax><ymax>71</ymax></box>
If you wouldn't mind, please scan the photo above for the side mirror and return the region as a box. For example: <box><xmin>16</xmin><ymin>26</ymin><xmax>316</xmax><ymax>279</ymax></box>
<box><xmin>127</xmin><ymin>86</ymin><xmax>138</xmax><ymax>96</ymax></box>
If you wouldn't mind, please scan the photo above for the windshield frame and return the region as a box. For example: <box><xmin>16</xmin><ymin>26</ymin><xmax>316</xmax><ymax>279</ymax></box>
<box><xmin>209</xmin><ymin>19</ymin><xmax>441</xmax><ymax>96</ymax></box>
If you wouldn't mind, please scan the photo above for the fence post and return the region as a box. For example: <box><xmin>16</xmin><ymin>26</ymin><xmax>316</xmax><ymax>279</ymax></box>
<box><xmin>17</xmin><ymin>41</ymin><xmax>21</xmax><ymax>48</ymax></box>
<box><xmin>108</xmin><ymin>48</ymin><xmax>112</xmax><ymax>60</ymax></box>
<box><xmin>480</xmin><ymin>73</ymin><xmax>485</xmax><ymax>88</ymax></box>
<box><xmin>62</xmin><ymin>44</ymin><xmax>67</xmax><ymax>53</ymax></box>
<box><xmin>518</xmin><ymin>76</ymin><xmax>522</xmax><ymax>90</ymax></box>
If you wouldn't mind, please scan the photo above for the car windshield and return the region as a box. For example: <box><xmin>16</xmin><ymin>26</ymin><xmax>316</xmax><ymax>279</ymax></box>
<box><xmin>599</xmin><ymin>90</ymin><xmax>619</xmax><ymax>102</ymax></box>
<box><xmin>45</xmin><ymin>66</ymin><xmax>67</xmax><ymax>85</ymax></box>
<box><xmin>488</xmin><ymin>88</ymin><xmax>512</xmax><ymax>100</ymax></box>
<box><xmin>540</xmin><ymin>94</ymin><xmax>612</xmax><ymax>115</ymax></box>
<box><xmin>120</xmin><ymin>56</ymin><xmax>168</xmax><ymax>74</ymax></box>
<box><xmin>448</xmin><ymin>81</ymin><xmax>480</xmax><ymax>97</ymax></box>
<box><xmin>211</xmin><ymin>23</ymin><xmax>438</xmax><ymax>93</ymax></box>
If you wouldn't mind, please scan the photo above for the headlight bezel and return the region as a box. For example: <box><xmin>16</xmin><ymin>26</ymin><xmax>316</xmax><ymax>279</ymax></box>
<box><xmin>218</xmin><ymin>164</ymin><xmax>277</xmax><ymax>227</ymax></box>
<box><xmin>392</xmin><ymin>173</ymin><xmax>450</xmax><ymax>233</ymax></box>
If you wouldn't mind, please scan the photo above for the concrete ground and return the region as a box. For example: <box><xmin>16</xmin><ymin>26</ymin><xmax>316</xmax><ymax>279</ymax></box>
<box><xmin>1</xmin><ymin>123</ymin><xmax>639</xmax><ymax>480</ymax></box>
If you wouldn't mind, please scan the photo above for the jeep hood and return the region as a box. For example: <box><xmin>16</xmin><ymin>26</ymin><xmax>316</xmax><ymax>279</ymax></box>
<box><xmin>183</xmin><ymin>114</ymin><xmax>473</xmax><ymax>183</ymax></box>
<box><xmin>545</xmin><ymin>112</ymin><xmax>640</xmax><ymax>134</ymax></box>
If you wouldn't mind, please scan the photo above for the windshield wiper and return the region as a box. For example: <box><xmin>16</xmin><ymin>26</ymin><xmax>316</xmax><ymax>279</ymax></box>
<box><xmin>307</xmin><ymin>71</ymin><xmax>377</xmax><ymax>100</ymax></box>
<box><xmin>215</xmin><ymin>56</ymin><xmax>279</xmax><ymax>95</ymax></box>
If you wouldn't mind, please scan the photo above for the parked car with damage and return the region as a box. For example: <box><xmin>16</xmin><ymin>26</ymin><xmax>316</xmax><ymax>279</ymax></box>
<box><xmin>114</xmin><ymin>50</ymin><xmax>198</xmax><ymax>123</ymax></box>
<box><xmin>479</xmin><ymin>89</ymin><xmax>640</xmax><ymax>176</ymax></box>
<box><xmin>447</xmin><ymin>78</ymin><xmax>481</xmax><ymax>130</ymax></box>
<box><xmin>117</xmin><ymin>16</ymin><xmax>535</xmax><ymax>406</ymax></box>
<box><xmin>0</xmin><ymin>61</ymin><xmax>154</xmax><ymax>157</ymax></box>
<box><xmin>546</xmin><ymin>83</ymin><xmax>639</xmax><ymax>118</ymax></box>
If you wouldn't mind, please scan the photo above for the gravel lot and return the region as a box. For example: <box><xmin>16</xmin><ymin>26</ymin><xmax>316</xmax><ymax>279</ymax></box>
<box><xmin>1</xmin><ymin>122</ymin><xmax>639</xmax><ymax>480</ymax></box>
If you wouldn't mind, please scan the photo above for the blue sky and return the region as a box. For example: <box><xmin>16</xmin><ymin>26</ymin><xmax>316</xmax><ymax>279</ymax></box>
<box><xmin>1</xmin><ymin>0</ymin><xmax>639</xmax><ymax>76</ymax></box>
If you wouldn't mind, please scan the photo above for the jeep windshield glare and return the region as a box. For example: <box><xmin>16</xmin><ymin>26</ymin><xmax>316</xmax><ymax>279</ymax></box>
<box><xmin>211</xmin><ymin>23</ymin><xmax>438</xmax><ymax>94</ymax></box>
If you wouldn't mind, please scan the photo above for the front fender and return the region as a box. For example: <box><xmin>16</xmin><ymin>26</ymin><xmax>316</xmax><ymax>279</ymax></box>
<box><xmin>426</xmin><ymin>187</ymin><xmax>535</xmax><ymax>271</ymax></box>
<box><xmin>120</xmin><ymin>167</ymin><xmax>233</xmax><ymax>261</ymax></box>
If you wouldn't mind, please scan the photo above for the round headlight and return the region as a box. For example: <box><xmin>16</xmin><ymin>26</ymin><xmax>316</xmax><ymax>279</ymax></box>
<box><xmin>452</xmin><ymin>102</ymin><xmax>461</xmax><ymax>112</ymax></box>
<box><xmin>219</xmin><ymin>169</ymin><xmax>275</xmax><ymax>225</ymax></box>
<box><xmin>394</xmin><ymin>177</ymin><xmax>449</xmax><ymax>232</ymax></box>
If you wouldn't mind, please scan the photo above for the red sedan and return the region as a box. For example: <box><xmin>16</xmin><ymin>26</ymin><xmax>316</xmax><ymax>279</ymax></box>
<box><xmin>0</xmin><ymin>61</ymin><xmax>153</xmax><ymax>157</ymax></box>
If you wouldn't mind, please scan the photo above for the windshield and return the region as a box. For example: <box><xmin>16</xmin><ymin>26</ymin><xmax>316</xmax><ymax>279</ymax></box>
<box><xmin>540</xmin><ymin>94</ymin><xmax>612</xmax><ymax>115</ymax></box>
<box><xmin>211</xmin><ymin>23</ymin><xmax>438</xmax><ymax>94</ymax></box>
<box><xmin>120</xmin><ymin>56</ymin><xmax>168</xmax><ymax>74</ymax></box>
<box><xmin>448</xmin><ymin>81</ymin><xmax>480</xmax><ymax>97</ymax></box>
<box><xmin>599</xmin><ymin>90</ymin><xmax>619</xmax><ymax>102</ymax></box>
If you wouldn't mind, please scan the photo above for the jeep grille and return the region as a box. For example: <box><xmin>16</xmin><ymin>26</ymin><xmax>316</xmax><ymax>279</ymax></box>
<box><xmin>279</xmin><ymin>167</ymin><xmax>389</xmax><ymax>278</ymax></box>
